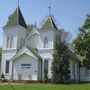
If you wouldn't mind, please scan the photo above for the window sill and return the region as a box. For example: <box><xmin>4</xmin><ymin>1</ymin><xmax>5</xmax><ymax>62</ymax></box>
<box><xmin>3</xmin><ymin>48</ymin><xmax>16</xmax><ymax>51</ymax></box>
<box><xmin>39</xmin><ymin>48</ymin><xmax>53</xmax><ymax>50</ymax></box>
<box><xmin>5</xmin><ymin>73</ymin><xmax>10</xmax><ymax>76</ymax></box>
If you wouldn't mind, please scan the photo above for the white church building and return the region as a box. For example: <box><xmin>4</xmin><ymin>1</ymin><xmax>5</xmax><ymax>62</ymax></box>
<box><xmin>1</xmin><ymin>6</ymin><xmax>82</xmax><ymax>82</ymax></box>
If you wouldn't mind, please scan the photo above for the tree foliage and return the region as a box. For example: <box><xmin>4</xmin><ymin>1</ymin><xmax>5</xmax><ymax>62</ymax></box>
<box><xmin>73</xmin><ymin>15</ymin><xmax>90</xmax><ymax>68</ymax></box>
<box><xmin>60</xmin><ymin>29</ymin><xmax>71</xmax><ymax>44</ymax></box>
<box><xmin>83</xmin><ymin>15</ymin><xmax>90</xmax><ymax>29</ymax></box>
<box><xmin>44</xmin><ymin>73</ymin><xmax>48</xmax><ymax>82</ymax></box>
<box><xmin>27</xmin><ymin>24</ymin><xmax>34</xmax><ymax>30</ymax></box>
<box><xmin>1</xmin><ymin>73</ymin><xmax>5</xmax><ymax>78</ymax></box>
<box><xmin>52</xmin><ymin>33</ymin><xmax>70</xmax><ymax>83</ymax></box>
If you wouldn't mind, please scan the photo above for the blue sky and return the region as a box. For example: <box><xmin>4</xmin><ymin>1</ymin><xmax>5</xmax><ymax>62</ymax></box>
<box><xmin>0</xmin><ymin>0</ymin><xmax>90</xmax><ymax>46</ymax></box>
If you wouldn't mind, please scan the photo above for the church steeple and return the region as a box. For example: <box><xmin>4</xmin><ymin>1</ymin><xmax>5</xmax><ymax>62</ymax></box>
<box><xmin>5</xmin><ymin>6</ymin><xmax>27</xmax><ymax>29</ymax></box>
<box><xmin>40</xmin><ymin>7</ymin><xmax>58</xmax><ymax>30</ymax></box>
<box><xmin>41</xmin><ymin>16</ymin><xmax>58</xmax><ymax>30</ymax></box>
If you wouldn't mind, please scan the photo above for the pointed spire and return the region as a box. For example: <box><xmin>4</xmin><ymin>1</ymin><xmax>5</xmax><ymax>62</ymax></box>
<box><xmin>41</xmin><ymin>15</ymin><xmax>58</xmax><ymax>30</ymax></box>
<box><xmin>17</xmin><ymin>0</ymin><xmax>20</xmax><ymax>25</ymax></box>
<box><xmin>5</xmin><ymin>6</ymin><xmax>27</xmax><ymax>29</ymax></box>
<box><xmin>49</xmin><ymin>15</ymin><xmax>58</xmax><ymax>29</ymax></box>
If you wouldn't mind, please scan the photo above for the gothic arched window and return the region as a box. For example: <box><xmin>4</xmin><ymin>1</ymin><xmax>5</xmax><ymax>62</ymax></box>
<box><xmin>44</xmin><ymin>37</ymin><xmax>48</xmax><ymax>48</ymax></box>
<box><xmin>20</xmin><ymin>38</ymin><xmax>23</xmax><ymax>49</ymax></box>
<box><xmin>22</xmin><ymin>38</ymin><xmax>25</xmax><ymax>46</ymax></box>
<box><xmin>6</xmin><ymin>37</ymin><xmax>9</xmax><ymax>48</ymax></box>
<box><xmin>10</xmin><ymin>36</ymin><xmax>13</xmax><ymax>48</ymax></box>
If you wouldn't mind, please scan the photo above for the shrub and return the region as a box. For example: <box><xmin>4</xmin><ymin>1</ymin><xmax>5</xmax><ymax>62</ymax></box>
<box><xmin>0</xmin><ymin>73</ymin><xmax>5</xmax><ymax>82</ymax></box>
<box><xmin>1</xmin><ymin>73</ymin><xmax>5</xmax><ymax>79</ymax></box>
<box><xmin>44</xmin><ymin>73</ymin><xmax>48</xmax><ymax>82</ymax></box>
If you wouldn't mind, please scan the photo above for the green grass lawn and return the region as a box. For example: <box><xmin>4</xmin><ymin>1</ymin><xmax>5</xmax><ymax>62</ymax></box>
<box><xmin>0</xmin><ymin>83</ymin><xmax>90</xmax><ymax>90</ymax></box>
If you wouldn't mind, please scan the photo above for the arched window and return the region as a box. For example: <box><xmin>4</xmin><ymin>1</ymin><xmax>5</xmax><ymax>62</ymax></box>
<box><xmin>20</xmin><ymin>38</ymin><xmax>25</xmax><ymax>49</ymax></box>
<box><xmin>22</xmin><ymin>38</ymin><xmax>25</xmax><ymax>46</ymax></box>
<box><xmin>44</xmin><ymin>59</ymin><xmax>48</xmax><ymax>74</ymax></box>
<box><xmin>6</xmin><ymin>37</ymin><xmax>9</xmax><ymax>48</ymax></box>
<box><xmin>5</xmin><ymin>60</ymin><xmax>10</xmax><ymax>73</ymax></box>
<box><xmin>10</xmin><ymin>36</ymin><xmax>13</xmax><ymax>48</ymax></box>
<box><xmin>44</xmin><ymin>37</ymin><xmax>48</xmax><ymax>48</ymax></box>
<box><xmin>20</xmin><ymin>38</ymin><xmax>22</xmax><ymax>49</ymax></box>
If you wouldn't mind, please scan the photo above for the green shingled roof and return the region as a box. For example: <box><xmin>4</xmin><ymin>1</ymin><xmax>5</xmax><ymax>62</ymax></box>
<box><xmin>41</xmin><ymin>15</ymin><xmax>58</xmax><ymax>30</ymax></box>
<box><xmin>26</xmin><ymin>46</ymin><xmax>39</xmax><ymax>58</ymax></box>
<box><xmin>5</xmin><ymin>7</ymin><xmax>27</xmax><ymax>28</ymax></box>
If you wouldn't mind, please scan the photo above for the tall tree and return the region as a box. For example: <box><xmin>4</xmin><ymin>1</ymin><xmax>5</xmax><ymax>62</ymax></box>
<box><xmin>73</xmin><ymin>15</ymin><xmax>90</xmax><ymax>68</ymax></box>
<box><xmin>52</xmin><ymin>33</ymin><xmax>70</xmax><ymax>83</ymax></box>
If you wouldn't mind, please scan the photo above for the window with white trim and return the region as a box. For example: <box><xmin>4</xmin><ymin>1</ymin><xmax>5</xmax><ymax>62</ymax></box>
<box><xmin>5</xmin><ymin>60</ymin><xmax>10</xmax><ymax>73</ymax></box>
<box><xmin>20</xmin><ymin>38</ymin><xmax>22</xmax><ymax>49</ymax></box>
<box><xmin>22</xmin><ymin>38</ymin><xmax>25</xmax><ymax>47</ymax></box>
<box><xmin>44</xmin><ymin>59</ymin><xmax>49</xmax><ymax>74</ymax></box>
<box><xmin>6</xmin><ymin>37</ymin><xmax>9</xmax><ymax>48</ymax></box>
<box><xmin>10</xmin><ymin>36</ymin><xmax>13</xmax><ymax>48</ymax></box>
<box><xmin>44</xmin><ymin>37</ymin><xmax>48</xmax><ymax>48</ymax></box>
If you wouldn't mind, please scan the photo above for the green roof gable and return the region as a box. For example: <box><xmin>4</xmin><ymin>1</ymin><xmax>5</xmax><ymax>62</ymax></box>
<box><xmin>41</xmin><ymin>15</ymin><xmax>58</xmax><ymax>30</ymax></box>
<box><xmin>5</xmin><ymin>7</ymin><xmax>27</xmax><ymax>29</ymax></box>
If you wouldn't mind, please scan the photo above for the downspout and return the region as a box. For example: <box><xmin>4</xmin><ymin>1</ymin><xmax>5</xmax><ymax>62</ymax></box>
<box><xmin>38</xmin><ymin>57</ymin><xmax>42</xmax><ymax>81</ymax></box>
<box><xmin>11</xmin><ymin>60</ymin><xmax>14</xmax><ymax>80</ymax></box>
<box><xmin>41</xmin><ymin>58</ymin><xmax>42</xmax><ymax>80</ymax></box>
<box><xmin>38</xmin><ymin>58</ymin><xmax>39</xmax><ymax>80</ymax></box>
<box><xmin>40</xmin><ymin>57</ymin><xmax>43</xmax><ymax>81</ymax></box>
<box><xmin>78</xmin><ymin>62</ymin><xmax>80</xmax><ymax>82</ymax></box>
<box><xmin>74</xmin><ymin>63</ymin><xmax>75</xmax><ymax>81</ymax></box>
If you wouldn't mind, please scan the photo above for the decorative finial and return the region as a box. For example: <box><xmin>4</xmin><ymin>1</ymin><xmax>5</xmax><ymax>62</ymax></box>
<box><xmin>35</xmin><ymin>21</ymin><xmax>37</xmax><ymax>27</ymax></box>
<box><xmin>48</xmin><ymin>6</ymin><xmax>51</xmax><ymax>15</ymax></box>
<box><xmin>18</xmin><ymin>0</ymin><xmax>19</xmax><ymax>7</ymax></box>
<box><xmin>17</xmin><ymin>0</ymin><xmax>20</xmax><ymax>24</ymax></box>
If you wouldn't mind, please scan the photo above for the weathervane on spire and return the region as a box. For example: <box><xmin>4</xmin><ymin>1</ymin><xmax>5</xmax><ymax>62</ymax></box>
<box><xmin>48</xmin><ymin>6</ymin><xmax>51</xmax><ymax>15</ymax></box>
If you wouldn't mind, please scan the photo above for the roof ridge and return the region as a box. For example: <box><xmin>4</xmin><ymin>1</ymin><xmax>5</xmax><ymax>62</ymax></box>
<box><xmin>49</xmin><ymin>15</ymin><xmax>54</xmax><ymax>28</ymax></box>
